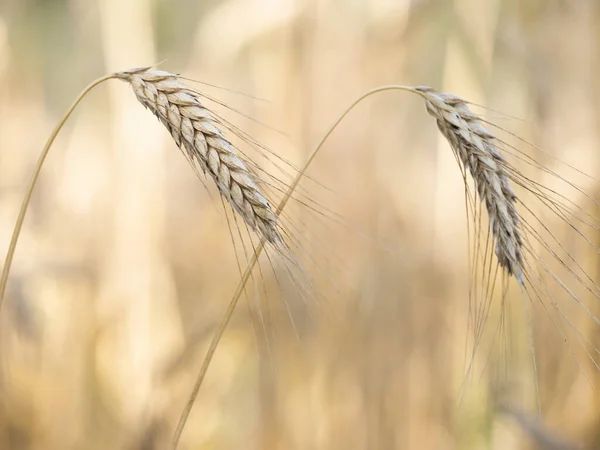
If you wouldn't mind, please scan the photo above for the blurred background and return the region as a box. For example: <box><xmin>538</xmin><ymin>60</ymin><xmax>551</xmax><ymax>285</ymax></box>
<box><xmin>1</xmin><ymin>0</ymin><xmax>600</xmax><ymax>449</ymax></box>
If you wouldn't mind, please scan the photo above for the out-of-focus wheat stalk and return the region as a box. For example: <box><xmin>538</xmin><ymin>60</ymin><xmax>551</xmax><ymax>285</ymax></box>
<box><xmin>500</xmin><ymin>404</ymin><xmax>582</xmax><ymax>450</ymax></box>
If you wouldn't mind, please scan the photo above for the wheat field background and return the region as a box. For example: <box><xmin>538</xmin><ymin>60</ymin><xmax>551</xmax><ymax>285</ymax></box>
<box><xmin>1</xmin><ymin>0</ymin><xmax>599</xmax><ymax>449</ymax></box>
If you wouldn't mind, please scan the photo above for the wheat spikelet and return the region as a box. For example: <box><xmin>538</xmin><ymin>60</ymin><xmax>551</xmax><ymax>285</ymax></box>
<box><xmin>114</xmin><ymin>67</ymin><xmax>282</xmax><ymax>243</ymax></box>
<box><xmin>416</xmin><ymin>86</ymin><xmax>524</xmax><ymax>283</ymax></box>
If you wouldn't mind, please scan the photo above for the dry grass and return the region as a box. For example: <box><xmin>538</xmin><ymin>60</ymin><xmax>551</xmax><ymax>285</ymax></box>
<box><xmin>3</xmin><ymin>76</ymin><xmax>598</xmax><ymax>449</ymax></box>
<box><xmin>3</xmin><ymin>3</ymin><xmax>600</xmax><ymax>449</ymax></box>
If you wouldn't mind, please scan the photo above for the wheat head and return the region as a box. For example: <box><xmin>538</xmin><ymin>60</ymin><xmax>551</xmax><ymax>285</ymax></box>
<box><xmin>114</xmin><ymin>67</ymin><xmax>282</xmax><ymax>244</ymax></box>
<box><xmin>416</xmin><ymin>86</ymin><xmax>524</xmax><ymax>283</ymax></box>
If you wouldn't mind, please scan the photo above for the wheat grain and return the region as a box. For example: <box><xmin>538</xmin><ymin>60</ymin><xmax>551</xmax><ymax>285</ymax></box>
<box><xmin>114</xmin><ymin>67</ymin><xmax>282</xmax><ymax>244</ymax></box>
<box><xmin>110</xmin><ymin>71</ymin><xmax>524</xmax><ymax>283</ymax></box>
<box><xmin>416</xmin><ymin>86</ymin><xmax>524</xmax><ymax>284</ymax></box>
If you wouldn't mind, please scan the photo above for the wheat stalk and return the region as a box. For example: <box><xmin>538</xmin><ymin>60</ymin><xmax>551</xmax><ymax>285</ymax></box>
<box><xmin>416</xmin><ymin>86</ymin><xmax>524</xmax><ymax>284</ymax></box>
<box><xmin>0</xmin><ymin>69</ymin><xmax>537</xmax><ymax>448</ymax></box>
<box><xmin>0</xmin><ymin>74</ymin><xmax>116</xmax><ymax>308</ymax></box>
<box><xmin>169</xmin><ymin>84</ymin><xmax>532</xmax><ymax>447</ymax></box>
<box><xmin>1</xmin><ymin>62</ymin><xmax>595</xmax><ymax>450</ymax></box>
<box><xmin>114</xmin><ymin>67</ymin><xmax>282</xmax><ymax>244</ymax></box>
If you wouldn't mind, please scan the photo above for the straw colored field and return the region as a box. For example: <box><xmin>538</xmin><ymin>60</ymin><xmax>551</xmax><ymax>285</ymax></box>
<box><xmin>1</xmin><ymin>1</ymin><xmax>599</xmax><ymax>449</ymax></box>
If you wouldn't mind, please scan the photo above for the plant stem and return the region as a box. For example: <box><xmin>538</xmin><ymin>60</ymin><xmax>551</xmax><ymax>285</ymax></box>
<box><xmin>170</xmin><ymin>85</ymin><xmax>418</xmax><ymax>449</ymax></box>
<box><xmin>0</xmin><ymin>74</ymin><xmax>116</xmax><ymax>309</ymax></box>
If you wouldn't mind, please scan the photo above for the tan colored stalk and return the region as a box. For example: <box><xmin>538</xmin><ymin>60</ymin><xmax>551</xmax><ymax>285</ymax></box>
<box><xmin>0</xmin><ymin>74</ymin><xmax>116</xmax><ymax>309</ymax></box>
<box><xmin>171</xmin><ymin>84</ymin><xmax>528</xmax><ymax>448</ymax></box>
<box><xmin>0</xmin><ymin>69</ymin><xmax>524</xmax><ymax>448</ymax></box>
<box><xmin>169</xmin><ymin>85</ymin><xmax>525</xmax><ymax>448</ymax></box>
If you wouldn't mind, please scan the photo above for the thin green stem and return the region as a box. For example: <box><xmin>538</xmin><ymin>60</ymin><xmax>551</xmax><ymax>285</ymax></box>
<box><xmin>170</xmin><ymin>85</ymin><xmax>418</xmax><ymax>449</ymax></box>
<box><xmin>0</xmin><ymin>74</ymin><xmax>116</xmax><ymax>309</ymax></box>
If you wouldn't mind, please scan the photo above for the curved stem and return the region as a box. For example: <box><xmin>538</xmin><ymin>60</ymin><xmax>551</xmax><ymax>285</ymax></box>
<box><xmin>170</xmin><ymin>84</ymin><xmax>418</xmax><ymax>449</ymax></box>
<box><xmin>0</xmin><ymin>74</ymin><xmax>116</xmax><ymax>309</ymax></box>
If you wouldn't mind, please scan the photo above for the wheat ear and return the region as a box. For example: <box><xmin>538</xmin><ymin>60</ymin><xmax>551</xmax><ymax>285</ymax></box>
<box><xmin>171</xmin><ymin>84</ymin><xmax>528</xmax><ymax>448</ymax></box>
<box><xmin>416</xmin><ymin>86</ymin><xmax>524</xmax><ymax>283</ymax></box>
<box><xmin>114</xmin><ymin>67</ymin><xmax>282</xmax><ymax>244</ymax></box>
